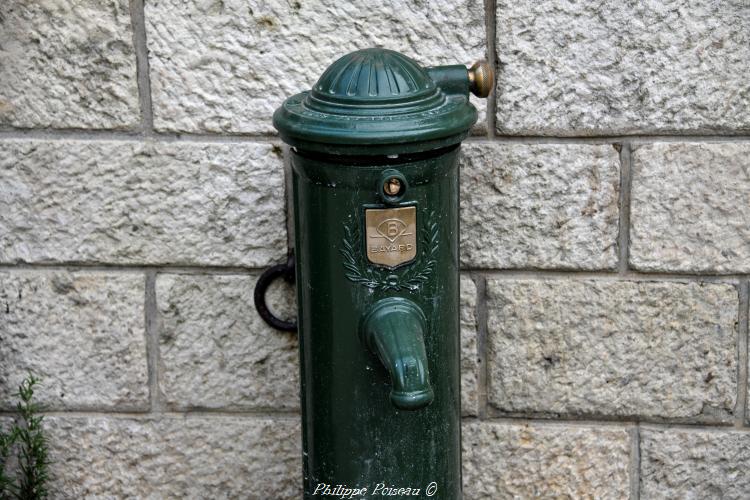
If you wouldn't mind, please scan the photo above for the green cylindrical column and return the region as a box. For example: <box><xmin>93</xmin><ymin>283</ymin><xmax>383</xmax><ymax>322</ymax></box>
<box><xmin>273</xmin><ymin>48</ymin><xmax>491</xmax><ymax>499</ymax></box>
<box><xmin>293</xmin><ymin>146</ymin><xmax>460</xmax><ymax>497</ymax></box>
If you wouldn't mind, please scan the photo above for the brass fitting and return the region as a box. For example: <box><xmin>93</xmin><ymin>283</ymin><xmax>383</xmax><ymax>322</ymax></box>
<box><xmin>383</xmin><ymin>177</ymin><xmax>402</xmax><ymax>196</ymax></box>
<box><xmin>468</xmin><ymin>60</ymin><xmax>494</xmax><ymax>98</ymax></box>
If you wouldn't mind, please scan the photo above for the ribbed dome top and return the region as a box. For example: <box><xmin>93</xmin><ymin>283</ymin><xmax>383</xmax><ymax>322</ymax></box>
<box><xmin>305</xmin><ymin>49</ymin><xmax>444</xmax><ymax>116</ymax></box>
<box><xmin>311</xmin><ymin>48</ymin><xmax>436</xmax><ymax>104</ymax></box>
<box><xmin>273</xmin><ymin>47</ymin><xmax>478</xmax><ymax>155</ymax></box>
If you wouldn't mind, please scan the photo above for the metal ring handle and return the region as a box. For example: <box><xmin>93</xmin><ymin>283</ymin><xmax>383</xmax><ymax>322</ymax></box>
<box><xmin>254</xmin><ymin>253</ymin><xmax>297</xmax><ymax>332</ymax></box>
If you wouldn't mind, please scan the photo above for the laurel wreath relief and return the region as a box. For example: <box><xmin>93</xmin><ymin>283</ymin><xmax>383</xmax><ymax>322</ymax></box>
<box><xmin>340</xmin><ymin>210</ymin><xmax>439</xmax><ymax>292</ymax></box>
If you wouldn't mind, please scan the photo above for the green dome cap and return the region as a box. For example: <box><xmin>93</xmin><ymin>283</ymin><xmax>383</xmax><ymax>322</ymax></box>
<box><xmin>273</xmin><ymin>48</ymin><xmax>478</xmax><ymax>155</ymax></box>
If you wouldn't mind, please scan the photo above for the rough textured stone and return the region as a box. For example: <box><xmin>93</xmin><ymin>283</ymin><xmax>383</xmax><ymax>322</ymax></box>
<box><xmin>487</xmin><ymin>279</ymin><xmax>737</xmax><ymax>420</ymax></box>
<box><xmin>156</xmin><ymin>273</ymin><xmax>298</xmax><ymax>410</ymax></box>
<box><xmin>496</xmin><ymin>1</ymin><xmax>750</xmax><ymax>135</ymax></box>
<box><xmin>460</xmin><ymin>143</ymin><xmax>620</xmax><ymax>270</ymax></box>
<box><xmin>461</xmin><ymin>274</ymin><xmax>479</xmax><ymax>416</ymax></box>
<box><xmin>1</xmin><ymin>417</ymin><xmax>15</xmax><ymax>444</ymax></box>
<box><xmin>0</xmin><ymin>271</ymin><xmax>147</xmax><ymax>410</ymax></box>
<box><xmin>43</xmin><ymin>415</ymin><xmax>301</xmax><ymax>499</ymax></box>
<box><xmin>641</xmin><ymin>427</ymin><xmax>750</xmax><ymax>499</ymax></box>
<box><xmin>630</xmin><ymin>143</ymin><xmax>750</xmax><ymax>273</ymax></box>
<box><xmin>145</xmin><ymin>0</ymin><xmax>486</xmax><ymax>134</ymax></box>
<box><xmin>0</xmin><ymin>140</ymin><xmax>286</xmax><ymax>266</ymax></box>
<box><xmin>0</xmin><ymin>0</ymin><xmax>139</xmax><ymax>129</ymax></box>
<box><xmin>463</xmin><ymin>421</ymin><xmax>630</xmax><ymax>499</ymax></box>
<box><xmin>157</xmin><ymin>273</ymin><xmax>479</xmax><ymax>413</ymax></box>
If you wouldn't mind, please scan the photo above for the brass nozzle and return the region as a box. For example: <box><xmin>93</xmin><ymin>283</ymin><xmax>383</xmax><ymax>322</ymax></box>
<box><xmin>468</xmin><ymin>60</ymin><xmax>494</xmax><ymax>98</ymax></box>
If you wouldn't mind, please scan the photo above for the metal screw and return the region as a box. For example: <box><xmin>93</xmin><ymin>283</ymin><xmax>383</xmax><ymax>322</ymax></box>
<box><xmin>383</xmin><ymin>177</ymin><xmax>402</xmax><ymax>196</ymax></box>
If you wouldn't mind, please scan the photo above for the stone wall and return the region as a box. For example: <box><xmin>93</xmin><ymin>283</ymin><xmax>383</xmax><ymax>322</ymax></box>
<box><xmin>1</xmin><ymin>0</ymin><xmax>748</xmax><ymax>498</ymax></box>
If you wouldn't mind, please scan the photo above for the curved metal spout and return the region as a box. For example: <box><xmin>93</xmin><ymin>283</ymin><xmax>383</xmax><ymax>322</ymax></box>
<box><xmin>361</xmin><ymin>298</ymin><xmax>434</xmax><ymax>410</ymax></box>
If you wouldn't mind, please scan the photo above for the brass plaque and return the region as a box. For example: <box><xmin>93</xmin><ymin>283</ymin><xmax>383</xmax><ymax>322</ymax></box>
<box><xmin>365</xmin><ymin>206</ymin><xmax>417</xmax><ymax>268</ymax></box>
